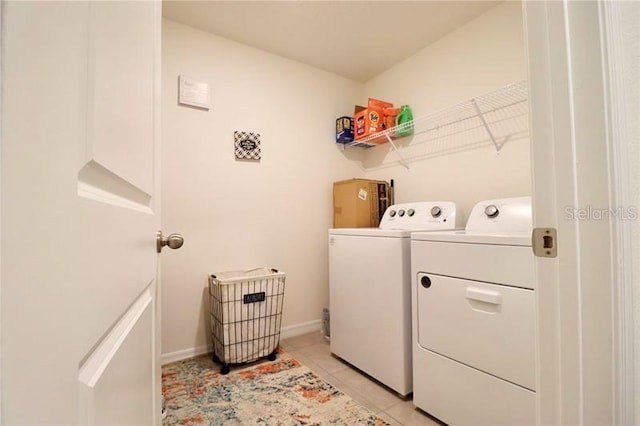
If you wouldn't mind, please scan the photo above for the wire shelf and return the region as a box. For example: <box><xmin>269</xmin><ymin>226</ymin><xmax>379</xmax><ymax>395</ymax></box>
<box><xmin>343</xmin><ymin>81</ymin><xmax>529</xmax><ymax>169</ymax></box>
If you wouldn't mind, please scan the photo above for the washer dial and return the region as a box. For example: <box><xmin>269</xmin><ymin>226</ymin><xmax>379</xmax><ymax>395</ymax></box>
<box><xmin>484</xmin><ymin>205</ymin><xmax>499</xmax><ymax>218</ymax></box>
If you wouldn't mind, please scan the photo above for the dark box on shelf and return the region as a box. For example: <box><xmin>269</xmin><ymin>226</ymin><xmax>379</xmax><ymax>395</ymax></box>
<box><xmin>336</xmin><ymin>116</ymin><xmax>354</xmax><ymax>143</ymax></box>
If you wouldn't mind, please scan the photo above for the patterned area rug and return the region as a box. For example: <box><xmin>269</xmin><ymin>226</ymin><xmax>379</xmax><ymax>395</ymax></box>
<box><xmin>162</xmin><ymin>350</ymin><xmax>389</xmax><ymax>425</ymax></box>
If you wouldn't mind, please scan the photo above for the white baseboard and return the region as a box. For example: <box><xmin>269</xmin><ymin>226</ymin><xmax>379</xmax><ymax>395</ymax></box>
<box><xmin>280</xmin><ymin>319</ymin><xmax>323</xmax><ymax>340</ymax></box>
<box><xmin>161</xmin><ymin>343</ymin><xmax>212</xmax><ymax>365</ymax></box>
<box><xmin>161</xmin><ymin>319</ymin><xmax>323</xmax><ymax>365</ymax></box>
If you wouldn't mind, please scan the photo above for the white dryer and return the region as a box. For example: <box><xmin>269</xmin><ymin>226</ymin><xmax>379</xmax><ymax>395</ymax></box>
<box><xmin>329</xmin><ymin>201</ymin><xmax>460</xmax><ymax>396</ymax></box>
<box><xmin>411</xmin><ymin>196</ymin><xmax>535</xmax><ymax>425</ymax></box>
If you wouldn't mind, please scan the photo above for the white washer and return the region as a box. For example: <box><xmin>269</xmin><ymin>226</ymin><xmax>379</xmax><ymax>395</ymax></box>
<box><xmin>329</xmin><ymin>201</ymin><xmax>460</xmax><ymax>396</ymax></box>
<box><xmin>411</xmin><ymin>196</ymin><xmax>535</xmax><ymax>425</ymax></box>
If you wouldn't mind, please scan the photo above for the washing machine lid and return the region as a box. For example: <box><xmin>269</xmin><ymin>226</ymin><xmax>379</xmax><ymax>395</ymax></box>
<box><xmin>411</xmin><ymin>230</ymin><xmax>532</xmax><ymax>246</ymax></box>
<box><xmin>329</xmin><ymin>228</ymin><xmax>413</xmax><ymax>238</ymax></box>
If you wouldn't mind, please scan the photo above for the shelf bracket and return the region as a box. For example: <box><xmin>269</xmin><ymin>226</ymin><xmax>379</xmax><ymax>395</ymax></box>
<box><xmin>384</xmin><ymin>132</ymin><xmax>410</xmax><ymax>170</ymax></box>
<box><xmin>471</xmin><ymin>99</ymin><xmax>508</xmax><ymax>152</ymax></box>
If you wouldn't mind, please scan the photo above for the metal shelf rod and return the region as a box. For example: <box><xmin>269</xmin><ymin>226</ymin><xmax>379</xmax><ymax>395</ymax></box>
<box><xmin>384</xmin><ymin>132</ymin><xmax>410</xmax><ymax>170</ymax></box>
<box><xmin>471</xmin><ymin>99</ymin><xmax>502</xmax><ymax>151</ymax></box>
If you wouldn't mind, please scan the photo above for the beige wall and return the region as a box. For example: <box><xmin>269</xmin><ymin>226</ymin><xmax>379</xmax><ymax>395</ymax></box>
<box><xmin>361</xmin><ymin>2</ymin><xmax>530</xmax><ymax>223</ymax></box>
<box><xmin>161</xmin><ymin>19</ymin><xmax>363</xmax><ymax>357</ymax></box>
<box><xmin>161</xmin><ymin>2</ymin><xmax>528</xmax><ymax>359</ymax></box>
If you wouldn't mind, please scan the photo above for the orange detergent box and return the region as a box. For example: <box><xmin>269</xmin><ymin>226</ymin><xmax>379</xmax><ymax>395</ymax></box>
<box><xmin>354</xmin><ymin>98</ymin><xmax>395</xmax><ymax>143</ymax></box>
<box><xmin>368</xmin><ymin>98</ymin><xmax>393</xmax><ymax>110</ymax></box>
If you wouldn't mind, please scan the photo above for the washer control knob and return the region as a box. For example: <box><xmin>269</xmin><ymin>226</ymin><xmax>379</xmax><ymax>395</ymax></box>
<box><xmin>421</xmin><ymin>275</ymin><xmax>432</xmax><ymax>288</ymax></box>
<box><xmin>430</xmin><ymin>206</ymin><xmax>442</xmax><ymax>218</ymax></box>
<box><xmin>485</xmin><ymin>204</ymin><xmax>500</xmax><ymax>218</ymax></box>
<box><xmin>389</xmin><ymin>210</ymin><xmax>396</xmax><ymax>217</ymax></box>
<box><xmin>407</xmin><ymin>209</ymin><xmax>415</xmax><ymax>217</ymax></box>
<box><xmin>398</xmin><ymin>209</ymin><xmax>405</xmax><ymax>217</ymax></box>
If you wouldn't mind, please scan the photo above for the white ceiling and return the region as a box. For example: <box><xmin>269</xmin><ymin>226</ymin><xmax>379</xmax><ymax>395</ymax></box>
<box><xmin>162</xmin><ymin>1</ymin><xmax>500</xmax><ymax>82</ymax></box>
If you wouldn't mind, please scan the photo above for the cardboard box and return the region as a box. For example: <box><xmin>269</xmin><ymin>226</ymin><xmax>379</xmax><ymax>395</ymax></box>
<box><xmin>335</xmin><ymin>116</ymin><xmax>354</xmax><ymax>143</ymax></box>
<box><xmin>333</xmin><ymin>179</ymin><xmax>390</xmax><ymax>228</ymax></box>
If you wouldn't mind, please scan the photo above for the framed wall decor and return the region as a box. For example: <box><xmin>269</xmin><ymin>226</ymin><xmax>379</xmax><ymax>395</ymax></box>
<box><xmin>234</xmin><ymin>131</ymin><xmax>261</xmax><ymax>161</ymax></box>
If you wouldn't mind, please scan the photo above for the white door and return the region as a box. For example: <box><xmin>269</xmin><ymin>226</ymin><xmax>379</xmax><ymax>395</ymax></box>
<box><xmin>2</xmin><ymin>1</ymin><xmax>164</xmax><ymax>424</ymax></box>
<box><xmin>524</xmin><ymin>1</ymin><xmax>635</xmax><ymax>424</ymax></box>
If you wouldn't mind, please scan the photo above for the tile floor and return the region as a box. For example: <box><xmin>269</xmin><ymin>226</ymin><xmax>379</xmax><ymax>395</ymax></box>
<box><xmin>279</xmin><ymin>331</ymin><xmax>445</xmax><ymax>426</ymax></box>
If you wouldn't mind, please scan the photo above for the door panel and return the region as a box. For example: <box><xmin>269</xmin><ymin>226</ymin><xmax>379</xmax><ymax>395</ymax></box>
<box><xmin>79</xmin><ymin>289</ymin><xmax>153</xmax><ymax>424</ymax></box>
<box><xmin>1</xmin><ymin>1</ymin><xmax>161</xmax><ymax>424</ymax></box>
<box><xmin>524</xmin><ymin>2</ymin><xmax>616</xmax><ymax>424</ymax></box>
<box><xmin>85</xmin><ymin>1</ymin><xmax>155</xmax><ymax>195</ymax></box>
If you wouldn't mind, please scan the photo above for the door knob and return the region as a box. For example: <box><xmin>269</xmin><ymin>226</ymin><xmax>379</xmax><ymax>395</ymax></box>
<box><xmin>156</xmin><ymin>231</ymin><xmax>184</xmax><ymax>253</ymax></box>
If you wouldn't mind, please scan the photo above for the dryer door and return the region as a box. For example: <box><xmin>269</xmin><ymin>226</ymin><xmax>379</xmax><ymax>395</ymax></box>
<box><xmin>416</xmin><ymin>273</ymin><xmax>536</xmax><ymax>391</ymax></box>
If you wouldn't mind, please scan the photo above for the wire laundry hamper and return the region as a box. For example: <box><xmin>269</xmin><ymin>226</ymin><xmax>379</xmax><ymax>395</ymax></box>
<box><xmin>208</xmin><ymin>267</ymin><xmax>286</xmax><ymax>374</ymax></box>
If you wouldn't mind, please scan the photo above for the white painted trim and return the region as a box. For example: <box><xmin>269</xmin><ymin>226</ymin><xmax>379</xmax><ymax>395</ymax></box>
<box><xmin>0</xmin><ymin>0</ymin><xmax>4</xmax><ymax>422</ymax></box>
<box><xmin>600</xmin><ymin>2</ymin><xmax>638</xmax><ymax>424</ymax></box>
<box><xmin>522</xmin><ymin>3</ymin><xmax>564</xmax><ymax>423</ymax></box>
<box><xmin>151</xmin><ymin>1</ymin><xmax>162</xmax><ymax>424</ymax></box>
<box><xmin>161</xmin><ymin>319</ymin><xmax>323</xmax><ymax>365</ymax></box>
<box><xmin>161</xmin><ymin>343</ymin><xmax>212</xmax><ymax>365</ymax></box>
<box><xmin>279</xmin><ymin>319</ymin><xmax>322</xmax><ymax>340</ymax></box>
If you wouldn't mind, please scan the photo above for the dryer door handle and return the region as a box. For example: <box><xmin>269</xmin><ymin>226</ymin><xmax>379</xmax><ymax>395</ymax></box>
<box><xmin>465</xmin><ymin>287</ymin><xmax>502</xmax><ymax>305</ymax></box>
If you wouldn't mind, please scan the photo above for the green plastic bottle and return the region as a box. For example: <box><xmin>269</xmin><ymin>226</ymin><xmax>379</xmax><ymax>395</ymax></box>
<box><xmin>395</xmin><ymin>105</ymin><xmax>414</xmax><ymax>137</ymax></box>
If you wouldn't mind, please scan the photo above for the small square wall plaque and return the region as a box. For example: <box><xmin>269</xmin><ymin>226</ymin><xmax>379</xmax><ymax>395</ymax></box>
<box><xmin>234</xmin><ymin>131</ymin><xmax>261</xmax><ymax>161</ymax></box>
